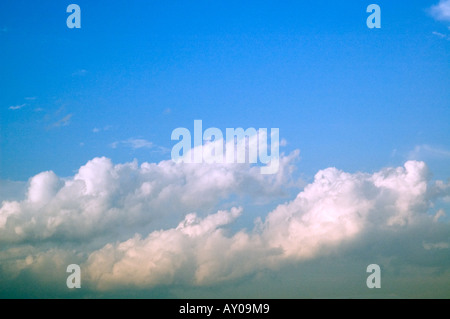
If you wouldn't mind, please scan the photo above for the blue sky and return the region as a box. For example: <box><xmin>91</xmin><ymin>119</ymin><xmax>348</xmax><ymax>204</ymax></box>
<box><xmin>1</xmin><ymin>0</ymin><xmax>449</xmax><ymax>181</ymax></box>
<box><xmin>0</xmin><ymin>1</ymin><xmax>449</xmax><ymax>298</ymax></box>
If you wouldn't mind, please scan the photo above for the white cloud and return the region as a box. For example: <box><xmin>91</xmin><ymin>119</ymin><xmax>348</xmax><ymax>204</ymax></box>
<box><xmin>81</xmin><ymin>160</ymin><xmax>450</xmax><ymax>289</ymax></box>
<box><xmin>408</xmin><ymin>144</ymin><xmax>450</xmax><ymax>160</ymax></box>
<box><xmin>430</xmin><ymin>0</ymin><xmax>450</xmax><ymax>22</ymax></box>
<box><xmin>262</xmin><ymin>161</ymin><xmax>434</xmax><ymax>257</ymax></box>
<box><xmin>72</xmin><ymin>69</ymin><xmax>87</xmax><ymax>76</ymax></box>
<box><xmin>84</xmin><ymin>162</ymin><xmax>450</xmax><ymax>286</ymax></box>
<box><xmin>49</xmin><ymin>114</ymin><xmax>72</xmax><ymax>128</ymax></box>
<box><xmin>111</xmin><ymin>138</ymin><xmax>153</xmax><ymax>149</ymax></box>
<box><xmin>0</xmin><ymin>157</ymin><xmax>449</xmax><ymax>295</ymax></box>
<box><xmin>0</xmin><ymin>153</ymin><xmax>296</xmax><ymax>243</ymax></box>
<box><xmin>8</xmin><ymin>103</ymin><xmax>26</xmax><ymax>110</ymax></box>
<box><xmin>85</xmin><ymin>207</ymin><xmax>252</xmax><ymax>289</ymax></box>
<box><xmin>92</xmin><ymin>125</ymin><xmax>112</xmax><ymax>133</ymax></box>
<box><xmin>432</xmin><ymin>31</ymin><xmax>450</xmax><ymax>40</ymax></box>
<box><xmin>27</xmin><ymin>171</ymin><xmax>64</xmax><ymax>204</ymax></box>
<box><xmin>127</xmin><ymin>139</ymin><xmax>153</xmax><ymax>149</ymax></box>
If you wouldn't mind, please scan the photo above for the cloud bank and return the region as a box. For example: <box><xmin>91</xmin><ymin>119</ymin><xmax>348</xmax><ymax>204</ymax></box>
<box><xmin>0</xmin><ymin>155</ymin><xmax>449</xmax><ymax>297</ymax></box>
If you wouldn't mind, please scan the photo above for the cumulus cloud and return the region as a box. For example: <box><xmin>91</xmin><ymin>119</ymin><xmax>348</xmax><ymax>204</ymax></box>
<box><xmin>174</xmin><ymin>127</ymin><xmax>283</xmax><ymax>175</ymax></box>
<box><xmin>430</xmin><ymin>0</ymin><xmax>450</xmax><ymax>22</ymax></box>
<box><xmin>85</xmin><ymin>207</ymin><xmax>253</xmax><ymax>289</ymax></box>
<box><xmin>0</xmin><ymin>157</ymin><xmax>449</xmax><ymax>296</ymax></box>
<box><xmin>81</xmin><ymin>160</ymin><xmax>450</xmax><ymax>290</ymax></box>
<box><xmin>0</xmin><ymin>152</ymin><xmax>297</xmax><ymax>243</ymax></box>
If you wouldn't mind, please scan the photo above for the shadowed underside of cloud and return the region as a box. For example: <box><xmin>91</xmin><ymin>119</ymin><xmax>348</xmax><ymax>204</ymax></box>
<box><xmin>0</xmin><ymin>155</ymin><xmax>449</xmax><ymax>297</ymax></box>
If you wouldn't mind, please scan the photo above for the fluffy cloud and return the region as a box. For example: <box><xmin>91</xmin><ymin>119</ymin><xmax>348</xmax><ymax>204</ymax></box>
<box><xmin>85</xmin><ymin>207</ymin><xmax>247</xmax><ymax>289</ymax></box>
<box><xmin>430</xmin><ymin>0</ymin><xmax>450</xmax><ymax>22</ymax></box>
<box><xmin>0</xmin><ymin>152</ymin><xmax>297</xmax><ymax>243</ymax></box>
<box><xmin>82</xmin><ymin>160</ymin><xmax>449</xmax><ymax>290</ymax></box>
<box><xmin>0</xmin><ymin>157</ymin><xmax>449</xmax><ymax>296</ymax></box>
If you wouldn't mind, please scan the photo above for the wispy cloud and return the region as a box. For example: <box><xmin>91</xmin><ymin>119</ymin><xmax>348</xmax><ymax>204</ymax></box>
<box><xmin>8</xmin><ymin>103</ymin><xmax>26</xmax><ymax>110</ymax></box>
<box><xmin>432</xmin><ymin>30</ymin><xmax>450</xmax><ymax>39</ymax></box>
<box><xmin>110</xmin><ymin>138</ymin><xmax>171</xmax><ymax>154</ymax></box>
<box><xmin>111</xmin><ymin>138</ymin><xmax>153</xmax><ymax>149</ymax></box>
<box><xmin>408</xmin><ymin>144</ymin><xmax>450</xmax><ymax>160</ymax></box>
<box><xmin>72</xmin><ymin>69</ymin><xmax>87</xmax><ymax>77</ymax></box>
<box><xmin>92</xmin><ymin>125</ymin><xmax>113</xmax><ymax>133</ymax></box>
<box><xmin>9</xmin><ymin>97</ymin><xmax>38</xmax><ymax>110</ymax></box>
<box><xmin>430</xmin><ymin>0</ymin><xmax>450</xmax><ymax>22</ymax></box>
<box><xmin>423</xmin><ymin>241</ymin><xmax>449</xmax><ymax>250</ymax></box>
<box><xmin>50</xmin><ymin>114</ymin><xmax>73</xmax><ymax>128</ymax></box>
<box><xmin>155</xmin><ymin>145</ymin><xmax>171</xmax><ymax>154</ymax></box>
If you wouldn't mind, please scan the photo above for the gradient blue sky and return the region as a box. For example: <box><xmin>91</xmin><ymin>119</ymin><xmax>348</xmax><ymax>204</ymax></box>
<box><xmin>1</xmin><ymin>0</ymin><xmax>449</xmax><ymax>181</ymax></box>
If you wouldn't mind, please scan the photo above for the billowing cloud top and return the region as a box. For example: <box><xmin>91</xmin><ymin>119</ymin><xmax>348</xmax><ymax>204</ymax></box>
<box><xmin>0</xmin><ymin>154</ymin><xmax>449</xmax><ymax>297</ymax></box>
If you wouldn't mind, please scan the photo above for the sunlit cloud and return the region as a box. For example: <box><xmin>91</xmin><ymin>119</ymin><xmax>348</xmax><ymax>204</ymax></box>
<box><xmin>430</xmin><ymin>0</ymin><xmax>450</xmax><ymax>22</ymax></box>
<box><xmin>0</xmin><ymin>157</ymin><xmax>448</xmax><ymax>296</ymax></box>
